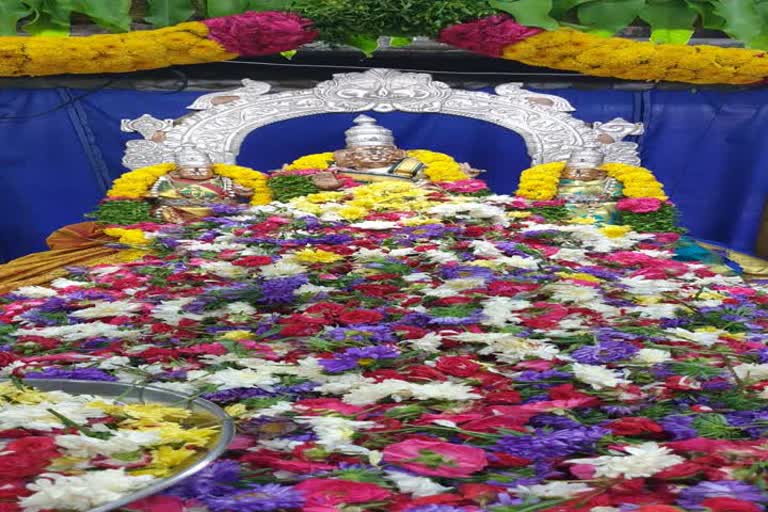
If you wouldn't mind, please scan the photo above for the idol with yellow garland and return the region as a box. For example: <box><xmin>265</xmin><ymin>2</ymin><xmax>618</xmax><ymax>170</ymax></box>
<box><xmin>556</xmin><ymin>146</ymin><xmax>623</xmax><ymax>223</ymax></box>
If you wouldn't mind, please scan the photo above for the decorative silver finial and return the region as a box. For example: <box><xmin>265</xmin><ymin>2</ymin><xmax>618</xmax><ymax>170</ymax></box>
<box><xmin>175</xmin><ymin>144</ymin><xmax>213</xmax><ymax>167</ymax></box>
<box><xmin>566</xmin><ymin>145</ymin><xmax>605</xmax><ymax>169</ymax></box>
<box><xmin>345</xmin><ymin>115</ymin><xmax>396</xmax><ymax>148</ymax></box>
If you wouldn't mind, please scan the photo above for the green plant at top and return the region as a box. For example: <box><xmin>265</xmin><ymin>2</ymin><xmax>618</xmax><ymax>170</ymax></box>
<box><xmin>267</xmin><ymin>175</ymin><xmax>319</xmax><ymax>203</ymax></box>
<box><xmin>87</xmin><ymin>200</ymin><xmax>154</xmax><ymax>225</ymax></box>
<box><xmin>4</xmin><ymin>0</ymin><xmax>768</xmax><ymax>52</ymax></box>
<box><xmin>617</xmin><ymin>204</ymin><xmax>685</xmax><ymax>233</ymax></box>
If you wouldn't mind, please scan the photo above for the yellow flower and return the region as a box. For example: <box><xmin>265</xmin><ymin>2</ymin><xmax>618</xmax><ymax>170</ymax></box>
<box><xmin>95</xmin><ymin>402</ymin><xmax>191</xmax><ymax>423</ymax></box>
<box><xmin>133</xmin><ymin>446</ymin><xmax>196</xmax><ymax>477</ymax></box>
<box><xmin>151</xmin><ymin>424</ymin><xmax>219</xmax><ymax>445</ymax></box>
<box><xmin>306</xmin><ymin>191</ymin><xmax>346</xmax><ymax>204</ymax></box>
<box><xmin>286</xmin><ymin>153</ymin><xmax>334</xmax><ymax>171</ymax></box>
<box><xmin>557</xmin><ymin>272</ymin><xmax>602</xmax><ymax>283</ymax></box>
<box><xmin>294</xmin><ymin>248</ymin><xmax>344</xmax><ymax>264</ymax></box>
<box><xmin>508</xmin><ymin>211</ymin><xmax>532</xmax><ymax>219</ymax></box>
<box><xmin>225</xmin><ymin>403</ymin><xmax>248</xmax><ymax>417</ymax></box>
<box><xmin>337</xmin><ymin>205</ymin><xmax>369</xmax><ymax>221</ymax></box>
<box><xmin>568</xmin><ymin>216</ymin><xmax>598</xmax><ymax>225</ymax></box>
<box><xmin>600</xmin><ymin>225</ymin><xmax>632</xmax><ymax>238</ymax></box>
<box><xmin>0</xmin><ymin>382</ymin><xmax>50</xmax><ymax>405</ymax></box>
<box><xmin>220</xmin><ymin>330</ymin><xmax>253</xmax><ymax>340</ymax></box>
<box><xmin>104</xmin><ymin>228</ymin><xmax>149</xmax><ymax>246</ymax></box>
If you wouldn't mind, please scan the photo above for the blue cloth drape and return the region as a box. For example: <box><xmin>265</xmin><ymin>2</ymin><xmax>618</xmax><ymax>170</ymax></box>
<box><xmin>1</xmin><ymin>86</ymin><xmax>766</xmax><ymax>261</ymax></box>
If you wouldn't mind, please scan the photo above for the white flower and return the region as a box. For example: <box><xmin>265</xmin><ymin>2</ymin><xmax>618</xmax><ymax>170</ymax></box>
<box><xmin>296</xmin><ymin>416</ymin><xmax>378</xmax><ymax>454</ymax></box>
<box><xmin>546</xmin><ymin>283</ymin><xmax>600</xmax><ymax>304</ymax></box>
<box><xmin>0</xmin><ymin>400</ymin><xmax>106</xmax><ymax>431</ymax></box>
<box><xmin>632</xmin><ymin>348</ymin><xmax>672</xmax><ymax>365</ymax></box>
<box><xmin>470</xmin><ymin>240</ymin><xmax>503</xmax><ymax>258</ymax></box>
<box><xmin>13</xmin><ymin>286</ymin><xmax>57</xmax><ymax>298</ymax></box>
<box><xmin>514</xmin><ymin>482</ymin><xmax>593</xmax><ymax>498</ymax></box>
<box><xmin>572</xmin><ymin>363</ymin><xmax>631</xmax><ymax>390</ymax></box>
<box><xmin>350</xmin><ymin>221</ymin><xmax>400</xmax><ymax>230</ymax></box>
<box><xmin>631</xmin><ymin>303</ymin><xmax>681</xmax><ymax>319</ymax></box>
<box><xmin>16</xmin><ymin>322</ymin><xmax>142</xmax><ymax>341</ymax></box>
<box><xmin>187</xmin><ymin>368</ymin><xmax>279</xmax><ymax>390</ymax></box>
<box><xmin>481</xmin><ymin>297</ymin><xmax>528</xmax><ymax>327</ymax></box>
<box><xmin>621</xmin><ymin>276</ymin><xmax>682</xmax><ymax>296</ymax></box>
<box><xmin>385</xmin><ymin>471</ymin><xmax>452</xmax><ymax>497</ymax></box>
<box><xmin>224</xmin><ymin>302</ymin><xmax>257</xmax><ymax>315</ymax></box>
<box><xmin>151</xmin><ymin>298</ymin><xmax>203</xmax><ymax>325</ymax></box>
<box><xmin>666</xmin><ymin>328</ymin><xmax>724</xmax><ymax>347</ymax></box>
<box><xmin>423</xmin><ymin>250</ymin><xmax>459</xmax><ymax>264</ymax></box>
<box><xmin>340</xmin><ymin>379</ymin><xmax>480</xmax><ymax>406</ymax></box>
<box><xmin>21</xmin><ymin>469</ymin><xmax>155</xmax><ymax>512</ymax></box>
<box><xmin>250</xmin><ymin>401</ymin><xmax>295</xmax><ymax>418</ymax></box>
<box><xmin>56</xmin><ymin>430</ymin><xmax>161</xmax><ymax>458</ymax></box>
<box><xmin>457</xmin><ymin>332</ymin><xmax>559</xmax><ymax>362</ymax></box>
<box><xmin>70</xmin><ymin>301</ymin><xmax>143</xmax><ymax>319</ymax></box>
<box><xmin>425</xmin><ymin>278</ymin><xmax>486</xmax><ymax>298</ymax></box>
<box><xmin>93</xmin><ymin>356</ymin><xmax>132</xmax><ymax>370</ymax></box>
<box><xmin>405</xmin><ymin>332</ymin><xmax>443</xmax><ymax>353</ymax></box>
<box><xmin>199</xmin><ymin>261</ymin><xmax>248</xmax><ymax>278</ymax></box>
<box><xmin>733</xmin><ymin>363</ymin><xmax>768</xmax><ymax>383</ymax></box>
<box><xmin>50</xmin><ymin>278</ymin><xmax>86</xmax><ymax>289</ymax></box>
<box><xmin>402</xmin><ymin>273</ymin><xmax>432</xmax><ymax>283</ymax></box>
<box><xmin>566</xmin><ymin>442</ymin><xmax>684</xmax><ymax>479</ymax></box>
<box><xmin>260</xmin><ymin>260</ymin><xmax>307</xmax><ymax>277</ymax></box>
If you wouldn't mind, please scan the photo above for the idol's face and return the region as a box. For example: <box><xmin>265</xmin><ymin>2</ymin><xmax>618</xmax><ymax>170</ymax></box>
<box><xmin>562</xmin><ymin>166</ymin><xmax>608</xmax><ymax>181</ymax></box>
<box><xmin>335</xmin><ymin>145</ymin><xmax>406</xmax><ymax>169</ymax></box>
<box><xmin>178</xmin><ymin>165</ymin><xmax>215</xmax><ymax>180</ymax></box>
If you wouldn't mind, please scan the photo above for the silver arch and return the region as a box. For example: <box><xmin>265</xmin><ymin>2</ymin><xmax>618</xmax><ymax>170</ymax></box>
<box><xmin>122</xmin><ymin>68</ymin><xmax>642</xmax><ymax>170</ymax></box>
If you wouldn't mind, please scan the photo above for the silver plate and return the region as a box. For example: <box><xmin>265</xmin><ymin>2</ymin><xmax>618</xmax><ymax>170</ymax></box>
<box><xmin>9</xmin><ymin>379</ymin><xmax>235</xmax><ymax>512</ymax></box>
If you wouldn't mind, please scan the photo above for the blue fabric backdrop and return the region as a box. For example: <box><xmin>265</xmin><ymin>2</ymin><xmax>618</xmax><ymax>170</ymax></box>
<box><xmin>1</xmin><ymin>85</ymin><xmax>767</xmax><ymax>262</ymax></box>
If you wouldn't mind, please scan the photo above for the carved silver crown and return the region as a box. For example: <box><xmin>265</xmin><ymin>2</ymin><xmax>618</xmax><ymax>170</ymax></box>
<box><xmin>175</xmin><ymin>144</ymin><xmax>213</xmax><ymax>167</ymax></box>
<box><xmin>345</xmin><ymin>115</ymin><xmax>395</xmax><ymax>148</ymax></box>
<box><xmin>566</xmin><ymin>146</ymin><xmax>605</xmax><ymax>169</ymax></box>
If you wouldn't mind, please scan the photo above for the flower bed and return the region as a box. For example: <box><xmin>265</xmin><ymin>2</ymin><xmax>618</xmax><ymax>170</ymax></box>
<box><xmin>2</xmin><ymin>176</ymin><xmax>768</xmax><ymax>511</ymax></box>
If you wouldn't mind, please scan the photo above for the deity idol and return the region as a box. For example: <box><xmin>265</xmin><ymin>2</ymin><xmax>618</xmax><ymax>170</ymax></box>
<box><xmin>556</xmin><ymin>146</ymin><xmax>622</xmax><ymax>222</ymax></box>
<box><xmin>149</xmin><ymin>145</ymin><xmax>253</xmax><ymax>223</ymax></box>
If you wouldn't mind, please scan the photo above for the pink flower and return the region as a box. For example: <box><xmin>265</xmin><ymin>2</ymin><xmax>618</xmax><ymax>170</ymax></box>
<box><xmin>295</xmin><ymin>479</ymin><xmax>393</xmax><ymax>506</ymax></box>
<box><xmin>439</xmin><ymin>179</ymin><xmax>489</xmax><ymax>193</ymax></box>
<box><xmin>438</xmin><ymin>15</ymin><xmax>543</xmax><ymax>57</ymax></box>
<box><xmin>204</xmin><ymin>12</ymin><xmax>319</xmax><ymax>57</ymax></box>
<box><xmin>616</xmin><ymin>197</ymin><xmax>663</xmax><ymax>213</ymax></box>
<box><xmin>383</xmin><ymin>439</ymin><xmax>488</xmax><ymax>478</ymax></box>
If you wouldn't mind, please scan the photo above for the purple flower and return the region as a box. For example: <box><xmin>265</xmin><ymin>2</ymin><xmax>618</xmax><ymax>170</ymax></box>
<box><xmin>571</xmin><ymin>340</ymin><xmax>639</xmax><ymax>364</ymax></box>
<box><xmin>210</xmin><ymin>203</ymin><xmax>246</xmax><ymax>216</ymax></box>
<box><xmin>205</xmin><ymin>483</ymin><xmax>304</xmax><ymax>512</ymax></box>
<box><xmin>260</xmin><ymin>275</ymin><xmax>308</xmax><ymax>304</ymax></box>
<box><xmin>497</xmin><ymin>426</ymin><xmax>609</xmax><ymax>460</ymax></box>
<box><xmin>25</xmin><ymin>368</ymin><xmax>117</xmax><ymax>382</ymax></box>
<box><xmin>659</xmin><ymin>415</ymin><xmax>697</xmax><ymax>440</ymax></box>
<box><xmin>203</xmin><ymin>387</ymin><xmax>274</xmax><ymax>403</ymax></box>
<box><xmin>327</xmin><ymin>325</ymin><xmax>395</xmax><ymax>344</ymax></box>
<box><xmin>168</xmin><ymin>460</ymin><xmax>241</xmax><ymax>498</ymax></box>
<box><xmin>319</xmin><ymin>345</ymin><xmax>400</xmax><ymax>373</ymax></box>
<box><xmin>407</xmin><ymin>506</ymin><xmax>473</xmax><ymax>512</ymax></box>
<box><xmin>677</xmin><ymin>481</ymin><xmax>768</xmax><ymax>509</ymax></box>
<box><xmin>441</xmin><ymin>265</ymin><xmax>496</xmax><ymax>280</ymax></box>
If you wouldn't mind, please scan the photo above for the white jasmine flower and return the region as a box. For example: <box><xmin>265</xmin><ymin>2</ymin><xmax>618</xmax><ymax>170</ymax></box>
<box><xmin>458</xmin><ymin>332</ymin><xmax>559</xmax><ymax>362</ymax></box>
<box><xmin>187</xmin><ymin>368</ymin><xmax>279</xmax><ymax>390</ymax></box>
<box><xmin>386</xmin><ymin>471</ymin><xmax>452</xmax><ymax>497</ymax></box>
<box><xmin>296</xmin><ymin>416</ymin><xmax>378</xmax><ymax>454</ymax></box>
<box><xmin>546</xmin><ymin>283</ymin><xmax>600</xmax><ymax>304</ymax></box>
<box><xmin>340</xmin><ymin>379</ymin><xmax>480</xmax><ymax>406</ymax></box>
<box><xmin>314</xmin><ymin>374</ymin><xmax>375</xmax><ymax>394</ymax></box>
<box><xmin>632</xmin><ymin>348</ymin><xmax>672</xmax><ymax>365</ymax></box>
<box><xmin>21</xmin><ymin>469</ymin><xmax>155</xmax><ymax>512</ymax></box>
<box><xmin>260</xmin><ymin>260</ymin><xmax>307</xmax><ymax>277</ymax></box>
<box><xmin>13</xmin><ymin>286</ymin><xmax>57</xmax><ymax>298</ymax></box>
<box><xmin>423</xmin><ymin>250</ymin><xmax>460</xmax><ymax>264</ymax></box>
<box><xmin>295</xmin><ymin>283</ymin><xmax>335</xmax><ymax>295</ymax></box>
<box><xmin>0</xmin><ymin>400</ymin><xmax>106</xmax><ymax>431</ymax></box>
<box><xmin>402</xmin><ymin>273</ymin><xmax>432</xmax><ymax>283</ymax></box>
<box><xmin>250</xmin><ymin>401</ymin><xmax>294</xmax><ymax>418</ymax></box>
<box><xmin>631</xmin><ymin>303</ymin><xmax>681</xmax><ymax>319</ymax></box>
<box><xmin>481</xmin><ymin>297</ymin><xmax>529</xmax><ymax>328</ymax></box>
<box><xmin>572</xmin><ymin>363</ymin><xmax>631</xmax><ymax>390</ymax></box>
<box><xmin>498</xmin><ymin>255</ymin><xmax>540</xmax><ymax>270</ymax></box>
<box><xmin>566</xmin><ymin>442</ymin><xmax>684</xmax><ymax>479</ymax></box>
<box><xmin>56</xmin><ymin>430</ymin><xmax>161</xmax><ymax>458</ymax></box>
<box><xmin>514</xmin><ymin>482</ymin><xmax>593</xmax><ymax>498</ymax></box>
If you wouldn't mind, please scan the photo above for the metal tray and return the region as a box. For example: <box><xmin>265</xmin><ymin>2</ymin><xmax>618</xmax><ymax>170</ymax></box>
<box><xmin>10</xmin><ymin>379</ymin><xmax>235</xmax><ymax>512</ymax></box>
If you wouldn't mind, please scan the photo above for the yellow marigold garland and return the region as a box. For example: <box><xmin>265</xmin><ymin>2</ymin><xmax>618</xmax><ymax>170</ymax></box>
<box><xmin>501</xmin><ymin>28</ymin><xmax>768</xmax><ymax>85</ymax></box>
<box><xmin>515</xmin><ymin>161</ymin><xmax>668</xmax><ymax>201</ymax></box>
<box><xmin>106</xmin><ymin>163</ymin><xmax>271</xmax><ymax>206</ymax></box>
<box><xmin>285</xmin><ymin>150</ymin><xmax>469</xmax><ymax>182</ymax></box>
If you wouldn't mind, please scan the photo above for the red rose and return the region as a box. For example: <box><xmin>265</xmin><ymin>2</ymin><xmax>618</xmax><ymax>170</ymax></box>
<box><xmin>459</xmin><ymin>483</ymin><xmax>502</xmax><ymax>503</ymax></box>
<box><xmin>232</xmin><ymin>255</ymin><xmax>272</xmax><ymax>266</ymax></box>
<box><xmin>295</xmin><ymin>478</ymin><xmax>392</xmax><ymax>506</ymax></box>
<box><xmin>203</xmin><ymin>12</ymin><xmax>319</xmax><ymax>57</ymax></box>
<box><xmin>700</xmin><ymin>498</ymin><xmax>762</xmax><ymax>512</ymax></box>
<box><xmin>383</xmin><ymin>439</ymin><xmax>488</xmax><ymax>478</ymax></box>
<box><xmin>338</xmin><ymin>309</ymin><xmax>384</xmax><ymax>325</ymax></box>
<box><xmin>433</xmin><ymin>296</ymin><xmax>474</xmax><ymax>306</ymax></box>
<box><xmin>0</xmin><ymin>454</ymin><xmax>52</xmax><ymax>478</ymax></box>
<box><xmin>436</xmin><ymin>356</ymin><xmax>482</xmax><ymax>377</ymax></box>
<box><xmin>607</xmin><ymin>417</ymin><xmax>664</xmax><ymax>436</ymax></box>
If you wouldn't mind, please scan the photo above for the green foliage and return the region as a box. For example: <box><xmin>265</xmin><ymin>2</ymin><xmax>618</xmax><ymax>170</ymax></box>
<box><xmin>144</xmin><ymin>0</ymin><xmax>196</xmax><ymax>27</ymax></box>
<box><xmin>640</xmin><ymin>0</ymin><xmax>697</xmax><ymax>44</ymax></box>
<box><xmin>490</xmin><ymin>0</ymin><xmax>558</xmax><ymax>29</ymax></box>
<box><xmin>693</xmin><ymin>413</ymin><xmax>743</xmax><ymax>439</ymax></box>
<box><xmin>530</xmin><ymin>205</ymin><xmax>570</xmax><ymax>222</ymax></box>
<box><xmin>205</xmin><ymin>0</ymin><xmax>248</xmax><ymax>17</ymax></box>
<box><xmin>617</xmin><ymin>204</ymin><xmax>684</xmax><ymax>234</ymax></box>
<box><xmin>267</xmin><ymin>175</ymin><xmax>318</xmax><ymax>203</ymax></box>
<box><xmin>16</xmin><ymin>0</ymin><xmax>131</xmax><ymax>35</ymax></box>
<box><xmin>87</xmin><ymin>200</ymin><xmax>154</xmax><ymax>225</ymax></box>
<box><xmin>668</xmin><ymin>360</ymin><xmax>724</xmax><ymax>379</ymax></box>
<box><xmin>577</xmin><ymin>0</ymin><xmax>648</xmax><ymax>35</ymax></box>
<box><xmin>0</xmin><ymin>0</ymin><xmax>34</xmax><ymax>35</ymax></box>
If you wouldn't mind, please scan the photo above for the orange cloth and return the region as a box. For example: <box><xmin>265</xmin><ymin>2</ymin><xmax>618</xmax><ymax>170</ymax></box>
<box><xmin>0</xmin><ymin>222</ymin><xmax>123</xmax><ymax>294</ymax></box>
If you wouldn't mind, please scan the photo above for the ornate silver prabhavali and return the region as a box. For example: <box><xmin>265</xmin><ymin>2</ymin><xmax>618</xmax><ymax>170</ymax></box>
<box><xmin>122</xmin><ymin>68</ymin><xmax>643</xmax><ymax>170</ymax></box>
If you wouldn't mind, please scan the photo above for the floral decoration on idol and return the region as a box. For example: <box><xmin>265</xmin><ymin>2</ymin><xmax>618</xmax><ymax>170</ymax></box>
<box><xmin>3</xmin><ymin>122</ymin><xmax>768</xmax><ymax>511</ymax></box>
<box><xmin>0</xmin><ymin>382</ymin><xmax>220</xmax><ymax>512</ymax></box>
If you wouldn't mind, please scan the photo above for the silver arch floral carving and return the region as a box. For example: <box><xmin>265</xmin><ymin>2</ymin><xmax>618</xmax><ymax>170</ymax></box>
<box><xmin>121</xmin><ymin>68</ymin><xmax>642</xmax><ymax>170</ymax></box>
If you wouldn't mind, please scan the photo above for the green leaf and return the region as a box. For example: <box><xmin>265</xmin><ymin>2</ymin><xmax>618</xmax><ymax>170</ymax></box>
<box><xmin>0</xmin><ymin>0</ymin><xmax>33</xmax><ymax>35</ymax></box>
<box><xmin>75</xmin><ymin>0</ymin><xmax>132</xmax><ymax>32</ymax></box>
<box><xmin>280</xmin><ymin>49</ymin><xmax>297</xmax><ymax>59</ymax></box>
<box><xmin>551</xmin><ymin>0</ymin><xmax>599</xmax><ymax>18</ymax></box>
<box><xmin>490</xmin><ymin>0</ymin><xmax>559</xmax><ymax>30</ymax></box>
<box><xmin>711</xmin><ymin>0</ymin><xmax>763</xmax><ymax>46</ymax></box>
<box><xmin>344</xmin><ymin>34</ymin><xmax>380</xmax><ymax>56</ymax></box>
<box><xmin>206</xmin><ymin>0</ymin><xmax>249</xmax><ymax>17</ymax></box>
<box><xmin>145</xmin><ymin>0</ymin><xmax>196</xmax><ymax>27</ymax></box>
<box><xmin>388</xmin><ymin>36</ymin><xmax>413</xmax><ymax>48</ymax></box>
<box><xmin>247</xmin><ymin>0</ymin><xmax>293</xmax><ymax>11</ymax></box>
<box><xmin>684</xmin><ymin>0</ymin><xmax>725</xmax><ymax>29</ymax></box>
<box><xmin>639</xmin><ymin>0</ymin><xmax>697</xmax><ymax>43</ymax></box>
<box><xmin>23</xmin><ymin>0</ymin><xmax>75</xmax><ymax>35</ymax></box>
<box><xmin>577</xmin><ymin>0</ymin><xmax>647</xmax><ymax>34</ymax></box>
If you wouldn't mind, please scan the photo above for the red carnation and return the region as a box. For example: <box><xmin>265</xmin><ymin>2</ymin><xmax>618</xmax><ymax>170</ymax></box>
<box><xmin>436</xmin><ymin>355</ymin><xmax>482</xmax><ymax>377</ymax></box>
<box><xmin>232</xmin><ymin>255</ymin><xmax>272</xmax><ymax>266</ymax></box>
<box><xmin>203</xmin><ymin>11</ymin><xmax>319</xmax><ymax>57</ymax></box>
<box><xmin>438</xmin><ymin>14</ymin><xmax>542</xmax><ymax>57</ymax></box>
<box><xmin>338</xmin><ymin>309</ymin><xmax>384</xmax><ymax>325</ymax></box>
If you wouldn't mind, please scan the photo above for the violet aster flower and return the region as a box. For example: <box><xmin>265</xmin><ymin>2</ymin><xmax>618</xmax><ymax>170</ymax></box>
<box><xmin>319</xmin><ymin>345</ymin><xmax>400</xmax><ymax>373</ymax></box>
<box><xmin>168</xmin><ymin>459</ymin><xmax>241</xmax><ymax>498</ymax></box>
<box><xmin>497</xmin><ymin>426</ymin><xmax>609</xmax><ymax>460</ymax></box>
<box><xmin>25</xmin><ymin>368</ymin><xmax>117</xmax><ymax>382</ymax></box>
<box><xmin>202</xmin><ymin>387</ymin><xmax>274</xmax><ymax>404</ymax></box>
<box><xmin>530</xmin><ymin>414</ymin><xmax>581</xmax><ymax>430</ymax></box>
<box><xmin>259</xmin><ymin>275</ymin><xmax>308</xmax><ymax>304</ymax></box>
<box><xmin>210</xmin><ymin>203</ymin><xmax>245</xmax><ymax>216</ymax></box>
<box><xmin>407</xmin><ymin>506</ymin><xmax>474</xmax><ymax>512</ymax></box>
<box><xmin>571</xmin><ymin>340</ymin><xmax>639</xmax><ymax>364</ymax></box>
<box><xmin>205</xmin><ymin>484</ymin><xmax>304</xmax><ymax>512</ymax></box>
<box><xmin>441</xmin><ymin>265</ymin><xmax>496</xmax><ymax>280</ymax></box>
<box><xmin>677</xmin><ymin>481</ymin><xmax>768</xmax><ymax>509</ymax></box>
<box><xmin>327</xmin><ymin>325</ymin><xmax>395</xmax><ymax>343</ymax></box>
